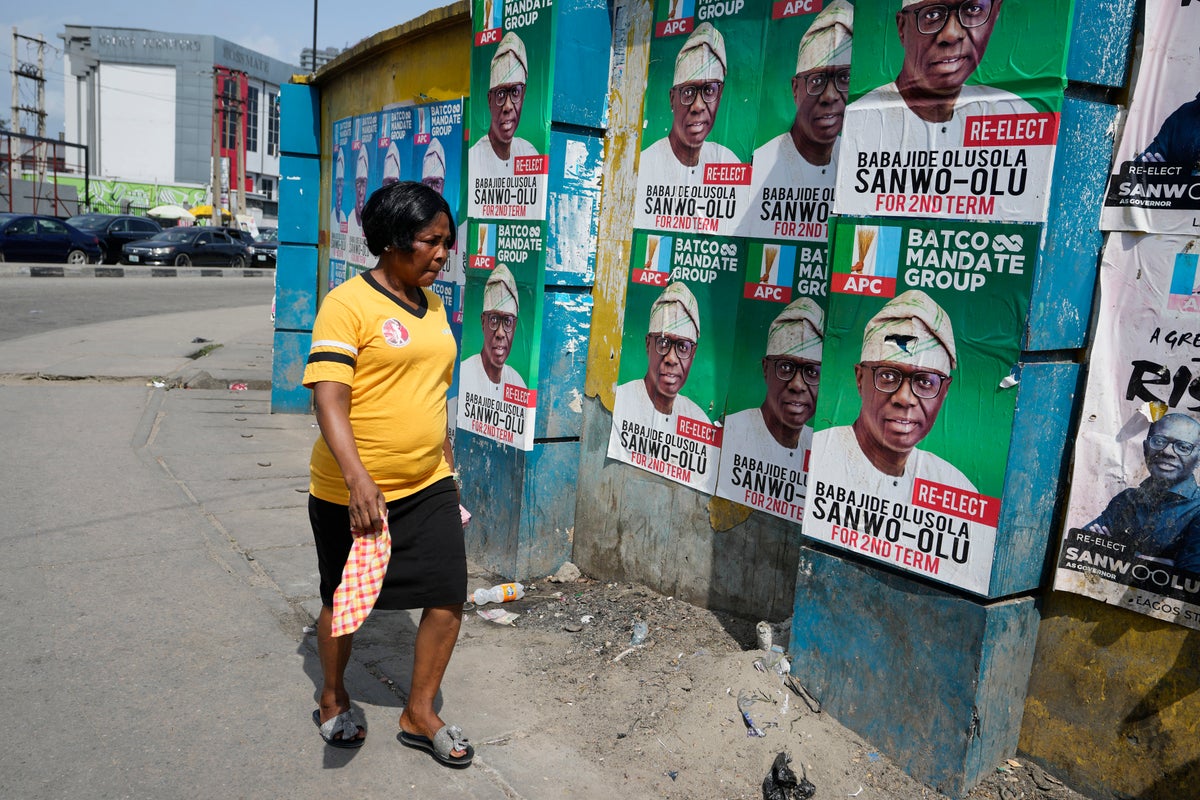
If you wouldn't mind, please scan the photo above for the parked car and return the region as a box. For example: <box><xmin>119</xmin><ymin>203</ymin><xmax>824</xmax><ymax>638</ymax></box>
<box><xmin>0</xmin><ymin>213</ymin><xmax>103</xmax><ymax>264</ymax></box>
<box><xmin>121</xmin><ymin>228</ymin><xmax>251</xmax><ymax>267</ymax></box>
<box><xmin>248</xmin><ymin>228</ymin><xmax>277</xmax><ymax>267</ymax></box>
<box><xmin>66</xmin><ymin>213</ymin><xmax>163</xmax><ymax>264</ymax></box>
<box><xmin>216</xmin><ymin>226</ymin><xmax>258</xmax><ymax>247</ymax></box>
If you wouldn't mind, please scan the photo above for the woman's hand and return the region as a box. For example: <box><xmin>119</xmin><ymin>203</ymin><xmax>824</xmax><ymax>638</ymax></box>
<box><xmin>346</xmin><ymin>474</ymin><xmax>386</xmax><ymax>535</ymax></box>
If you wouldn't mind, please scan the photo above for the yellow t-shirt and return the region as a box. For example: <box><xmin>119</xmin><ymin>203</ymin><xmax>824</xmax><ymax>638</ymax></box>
<box><xmin>303</xmin><ymin>272</ymin><xmax>457</xmax><ymax>504</ymax></box>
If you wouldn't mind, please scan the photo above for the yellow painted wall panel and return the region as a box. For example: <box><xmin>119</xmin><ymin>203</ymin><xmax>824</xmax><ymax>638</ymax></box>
<box><xmin>1021</xmin><ymin>591</ymin><xmax>1200</xmax><ymax>799</ymax></box>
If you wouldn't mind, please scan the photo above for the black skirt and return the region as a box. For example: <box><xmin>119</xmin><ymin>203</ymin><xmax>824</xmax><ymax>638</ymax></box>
<box><xmin>309</xmin><ymin>477</ymin><xmax>466</xmax><ymax>610</ymax></box>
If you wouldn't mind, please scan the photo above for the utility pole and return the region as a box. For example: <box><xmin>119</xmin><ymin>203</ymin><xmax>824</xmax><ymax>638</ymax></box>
<box><xmin>10</xmin><ymin>28</ymin><xmax>48</xmax><ymax>179</ymax></box>
<box><xmin>210</xmin><ymin>68</ymin><xmax>222</xmax><ymax>225</ymax></box>
<box><xmin>10</xmin><ymin>28</ymin><xmax>47</xmax><ymax>137</ymax></box>
<box><xmin>234</xmin><ymin>71</ymin><xmax>245</xmax><ymax>220</ymax></box>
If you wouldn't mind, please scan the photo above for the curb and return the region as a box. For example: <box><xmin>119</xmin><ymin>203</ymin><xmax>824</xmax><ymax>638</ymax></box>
<box><xmin>0</xmin><ymin>264</ymin><xmax>275</xmax><ymax>278</ymax></box>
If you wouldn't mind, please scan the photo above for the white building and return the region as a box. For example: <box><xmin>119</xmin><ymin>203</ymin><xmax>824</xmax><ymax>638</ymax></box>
<box><xmin>60</xmin><ymin>26</ymin><xmax>298</xmax><ymax>221</ymax></box>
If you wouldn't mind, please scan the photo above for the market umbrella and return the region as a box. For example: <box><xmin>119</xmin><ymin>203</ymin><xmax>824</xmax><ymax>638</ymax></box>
<box><xmin>189</xmin><ymin>204</ymin><xmax>232</xmax><ymax>220</ymax></box>
<box><xmin>147</xmin><ymin>205</ymin><xmax>196</xmax><ymax>221</ymax></box>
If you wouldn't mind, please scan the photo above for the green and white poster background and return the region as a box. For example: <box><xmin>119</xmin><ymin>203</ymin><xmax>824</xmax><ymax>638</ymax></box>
<box><xmin>740</xmin><ymin>5</ymin><xmax>840</xmax><ymax>243</ymax></box>
<box><xmin>631</xmin><ymin>0</ymin><xmax>768</xmax><ymax>237</ymax></box>
<box><xmin>467</xmin><ymin>0</ymin><xmax>555</xmax><ymax>221</ymax></box>
<box><xmin>833</xmin><ymin>0</ymin><xmax>1072</xmax><ymax>223</ymax></box>
<box><xmin>713</xmin><ymin>238</ymin><xmax>829</xmax><ymax>521</ymax></box>
<box><xmin>802</xmin><ymin>216</ymin><xmax>1037</xmax><ymax>594</ymax></box>
<box><xmin>456</xmin><ymin>219</ymin><xmax>546</xmax><ymax>451</ymax></box>
<box><xmin>606</xmin><ymin>229</ymin><xmax>745</xmax><ymax>493</ymax></box>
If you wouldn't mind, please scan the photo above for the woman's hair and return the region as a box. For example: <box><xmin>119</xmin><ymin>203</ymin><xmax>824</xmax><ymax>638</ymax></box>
<box><xmin>361</xmin><ymin>181</ymin><xmax>457</xmax><ymax>256</ymax></box>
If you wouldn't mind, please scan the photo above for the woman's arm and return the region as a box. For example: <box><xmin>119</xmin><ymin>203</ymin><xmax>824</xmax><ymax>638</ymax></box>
<box><xmin>313</xmin><ymin>380</ymin><xmax>385</xmax><ymax>534</ymax></box>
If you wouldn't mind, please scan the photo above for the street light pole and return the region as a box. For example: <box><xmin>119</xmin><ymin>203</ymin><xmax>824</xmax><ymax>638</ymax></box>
<box><xmin>312</xmin><ymin>1</ymin><xmax>318</xmax><ymax>71</ymax></box>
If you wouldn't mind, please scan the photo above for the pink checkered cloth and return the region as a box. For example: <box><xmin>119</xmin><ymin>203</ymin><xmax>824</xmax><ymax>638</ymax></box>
<box><xmin>331</xmin><ymin>515</ymin><xmax>392</xmax><ymax>637</ymax></box>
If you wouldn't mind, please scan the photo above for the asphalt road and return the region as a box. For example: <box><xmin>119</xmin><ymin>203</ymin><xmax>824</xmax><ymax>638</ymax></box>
<box><xmin>0</xmin><ymin>275</ymin><xmax>275</xmax><ymax>343</ymax></box>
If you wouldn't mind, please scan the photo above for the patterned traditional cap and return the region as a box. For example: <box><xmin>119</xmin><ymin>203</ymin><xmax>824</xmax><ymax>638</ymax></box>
<box><xmin>422</xmin><ymin>138</ymin><xmax>446</xmax><ymax>180</ymax></box>
<box><xmin>382</xmin><ymin>142</ymin><xmax>401</xmax><ymax>183</ymax></box>
<box><xmin>673</xmin><ymin>22</ymin><xmax>727</xmax><ymax>86</ymax></box>
<box><xmin>483</xmin><ymin>264</ymin><xmax>519</xmax><ymax>315</ymax></box>
<box><xmin>766</xmin><ymin>297</ymin><xmax>824</xmax><ymax>359</ymax></box>
<box><xmin>796</xmin><ymin>0</ymin><xmax>854</xmax><ymax>74</ymax></box>
<box><xmin>649</xmin><ymin>281</ymin><xmax>700</xmax><ymax>341</ymax></box>
<box><xmin>334</xmin><ymin>148</ymin><xmax>345</xmax><ymax>180</ymax></box>
<box><xmin>355</xmin><ymin>145</ymin><xmax>369</xmax><ymax>181</ymax></box>
<box><xmin>490</xmin><ymin>31</ymin><xmax>528</xmax><ymax>88</ymax></box>
<box><xmin>861</xmin><ymin>289</ymin><xmax>956</xmax><ymax>373</ymax></box>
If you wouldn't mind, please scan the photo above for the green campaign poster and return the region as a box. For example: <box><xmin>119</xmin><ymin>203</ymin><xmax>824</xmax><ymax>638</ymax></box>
<box><xmin>741</xmin><ymin>0</ymin><xmax>852</xmax><ymax>243</ymax></box>
<box><xmin>713</xmin><ymin>238</ymin><xmax>829</xmax><ymax>521</ymax></box>
<box><xmin>467</xmin><ymin>0</ymin><xmax>555</xmax><ymax>221</ymax></box>
<box><xmin>834</xmin><ymin>0</ymin><xmax>1073</xmax><ymax>223</ymax></box>
<box><xmin>803</xmin><ymin>215</ymin><xmax>1037</xmax><ymax>594</ymax></box>
<box><xmin>457</xmin><ymin>219</ymin><xmax>546</xmax><ymax>450</ymax></box>
<box><xmin>632</xmin><ymin>0</ymin><xmax>769</xmax><ymax>237</ymax></box>
<box><xmin>607</xmin><ymin>229</ymin><xmax>745</xmax><ymax>493</ymax></box>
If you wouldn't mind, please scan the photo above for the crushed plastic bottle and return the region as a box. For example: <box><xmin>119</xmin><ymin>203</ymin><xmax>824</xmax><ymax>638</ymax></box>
<box><xmin>471</xmin><ymin>582</ymin><xmax>525</xmax><ymax>605</ymax></box>
<box><xmin>630</xmin><ymin>620</ymin><xmax>649</xmax><ymax>645</ymax></box>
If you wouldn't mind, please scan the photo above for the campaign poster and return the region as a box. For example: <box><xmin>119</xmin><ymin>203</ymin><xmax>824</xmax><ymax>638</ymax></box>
<box><xmin>802</xmin><ymin>216</ymin><xmax>1037</xmax><ymax>595</ymax></box>
<box><xmin>1055</xmin><ymin>234</ymin><xmax>1200</xmax><ymax>631</ymax></box>
<box><xmin>739</xmin><ymin>0</ymin><xmax>852</xmax><ymax>243</ymax></box>
<box><xmin>631</xmin><ymin>0</ymin><xmax>767</xmax><ymax>237</ymax></box>
<box><xmin>713</xmin><ymin>239</ymin><xmax>829</xmax><ymax>521</ymax></box>
<box><xmin>1100</xmin><ymin>3</ymin><xmax>1200</xmax><ymax>235</ymax></box>
<box><xmin>606</xmin><ymin>229</ymin><xmax>743</xmax><ymax>494</ymax></box>
<box><xmin>411</xmin><ymin>99</ymin><xmax>468</xmax><ymax>432</ymax></box>
<box><xmin>346</xmin><ymin>112</ymin><xmax>381</xmax><ymax>276</ymax></box>
<box><xmin>467</xmin><ymin>0</ymin><xmax>554</xmax><ymax>221</ymax></box>
<box><xmin>833</xmin><ymin>0</ymin><xmax>1072</xmax><ymax>223</ymax></box>
<box><xmin>329</xmin><ymin>116</ymin><xmax>353</xmax><ymax>289</ymax></box>
<box><xmin>456</xmin><ymin>219</ymin><xmax>546</xmax><ymax>450</ymax></box>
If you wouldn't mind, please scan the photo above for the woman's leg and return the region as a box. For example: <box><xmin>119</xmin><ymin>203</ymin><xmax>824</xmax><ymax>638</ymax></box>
<box><xmin>315</xmin><ymin>604</ymin><xmax>365</xmax><ymax>742</ymax></box>
<box><xmin>399</xmin><ymin>604</ymin><xmax>465</xmax><ymax>756</ymax></box>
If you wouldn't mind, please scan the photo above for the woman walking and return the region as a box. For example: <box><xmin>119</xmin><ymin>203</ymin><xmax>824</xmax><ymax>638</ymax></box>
<box><xmin>304</xmin><ymin>181</ymin><xmax>471</xmax><ymax>767</ymax></box>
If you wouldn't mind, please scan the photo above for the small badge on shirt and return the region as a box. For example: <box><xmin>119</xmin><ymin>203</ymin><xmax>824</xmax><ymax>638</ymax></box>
<box><xmin>382</xmin><ymin>318</ymin><xmax>410</xmax><ymax>347</ymax></box>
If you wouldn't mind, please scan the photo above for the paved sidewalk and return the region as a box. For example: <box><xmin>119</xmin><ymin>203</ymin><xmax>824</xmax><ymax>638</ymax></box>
<box><xmin>0</xmin><ymin>304</ymin><xmax>717</xmax><ymax>799</ymax></box>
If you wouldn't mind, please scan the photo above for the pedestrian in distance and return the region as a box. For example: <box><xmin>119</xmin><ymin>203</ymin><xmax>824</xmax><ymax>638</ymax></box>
<box><xmin>303</xmin><ymin>180</ymin><xmax>473</xmax><ymax>767</ymax></box>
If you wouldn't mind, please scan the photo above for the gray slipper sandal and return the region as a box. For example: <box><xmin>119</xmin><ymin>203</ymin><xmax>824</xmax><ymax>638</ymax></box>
<box><xmin>313</xmin><ymin>708</ymin><xmax>366</xmax><ymax>749</ymax></box>
<box><xmin>398</xmin><ymin>724</ymin><xmax>473</xmax><ymax>768</ymax></box>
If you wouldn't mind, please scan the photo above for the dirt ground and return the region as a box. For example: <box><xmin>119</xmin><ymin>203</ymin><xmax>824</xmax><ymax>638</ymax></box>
<box><xmin>461</xmin><ymin>567</ymin><xmax>1099</xmax><ymax>800</ymax></box>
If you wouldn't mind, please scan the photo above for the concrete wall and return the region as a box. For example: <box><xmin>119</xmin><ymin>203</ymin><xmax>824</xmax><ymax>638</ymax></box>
<box><xmin>272</xmin><ymin>0</ymin><xmax>1200</xmax><ymax>796</ymax></box>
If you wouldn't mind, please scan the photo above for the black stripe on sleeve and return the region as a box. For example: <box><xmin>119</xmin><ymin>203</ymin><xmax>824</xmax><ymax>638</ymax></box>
<box><xmin>307</xmin><ymin>351</ymin><xmax>356</xmax><ymax>368</ymax></box>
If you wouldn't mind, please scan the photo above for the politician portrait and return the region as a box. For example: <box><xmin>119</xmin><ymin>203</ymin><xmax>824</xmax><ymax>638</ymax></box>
<box><xmin>716</xmin><ymin>298</ymin><xmax>824</xmax><ymax>513</ymax></box>
<box><xmin>810</xmin><ymin>289</ymin><xmax>975</xmax><ymax>503</ymax></box>
<box><xmin>459</xmin><ymin>264</ymin><xmax>527</xmax><ymax>403</ymax></box>
<box><xmin>637</xmin><ymin>22</ymin><xmax>740</xmax><ymax>186</ymax></box>
<box><xmin>1086</xmin><ymin>413</ymin><xmax>1200</xmax><ymax>574</ymax></box>
<box><xmin>468</xmin><ymin>31</ymin><xmax>539</xmax><ymax>181</ymax></box>
<box><xmin>746</xmin><ymin>0</ymin><xmax>853</xmax><ymax>238</ymax></box>
<box><xmin>612</xmin><ymin>281</ymin><xmax>711</xmax><ymax>434</ymax></box>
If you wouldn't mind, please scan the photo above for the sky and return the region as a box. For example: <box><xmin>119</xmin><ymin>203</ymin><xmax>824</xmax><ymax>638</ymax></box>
<box><xmin>1</xmin><ymin>0</ymin><xmax>451</xmax><ymax>139</ymax></box>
